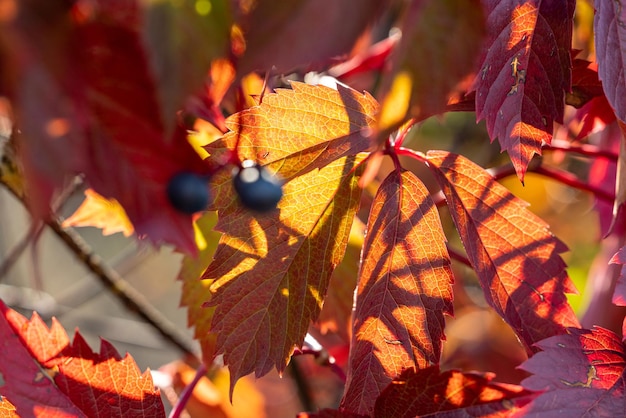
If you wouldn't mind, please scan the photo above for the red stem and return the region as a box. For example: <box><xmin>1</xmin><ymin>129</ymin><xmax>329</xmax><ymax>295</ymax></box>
<box><xmin>168</xmin><ymin>362</ymin><xmax>208</xmax><ymax>418</ymax></box>
<box><xmin>533</xmin><ymin>165</ymin><xmax>615</xmax><ymax>203</ymax></box>
<box><xmin>544</xmin><ymin>139</ymin><xmax>618</xmax><ymax>161</ymax></box>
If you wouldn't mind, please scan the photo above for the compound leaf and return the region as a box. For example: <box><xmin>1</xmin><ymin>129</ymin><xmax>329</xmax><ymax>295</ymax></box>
<box><xmin>0</xmin><ymin>301</ymin><xmax>164</xmax><ymax>418</ymax></box>
<box><xmin>426</xmin><ymin>151</ymin><xmax>579</xmax><ymax>354</ymax></box>
<box><xmin>519</xmin><ymin>327</ymin><xmax>626</xmax><ymax>416</ymax></box>
<box><xmin>340</xmin><ymin>170</ymin><xmax>454</xmax><ymax>416</ymax></box>
<box><xmin>472</xmin><ymin>0</ymin><xmax>575</xmax><ymax>179</ymax></box>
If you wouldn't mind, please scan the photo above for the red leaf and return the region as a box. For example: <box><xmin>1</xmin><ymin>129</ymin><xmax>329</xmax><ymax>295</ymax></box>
<box><xmin>472</xmin><ymin>0</ymin><xmax>575</xmax><ymax>179</ymax></box>
<box><xmin>0</xmin><ymin>301</ymin><xmax>165</xmax><ymax>418</ymax></box>
<box><xmin>518</xmin><ymin>327</ymin><xmax>626</xmax><ymax>416</ymax></box>
<box><xmin>374</xmin><ymin>367</ymin><xmax>534</xmax><ymax>418</ymax></box>
<box><xmin>610</xmin><ymin>246</ymin><xmax>626</xmax><ymax>306</ymax></box>
<box><xmin>5</xmin><ymin>1</ymin><xmax>206</xmax><ymax>252</ymax></box>
<box><xmin>595</xmin><ymin>0</ymin><xmax>626</xmax><ymax>122</ymax></box>
<box><xmin>236</xmin><ymin>0</ymin><xmax>387</xmax><ymax>74</ymax></box>
<box><xmin>376</xmin><ymin>0</ymin><xmax>484</xmax><ymax>132</ymax></box>
<box><xmin>426</xmin><ymin>151</ymin><xmax>579</xmax><ymax>354</ymax></box>
<box><xmin>567</xmin><ymin>58</ymin><xmax>605</xmax><ymax>109</ymax></box>
<box><xmin>340</xmin><ymin>170</ymin><xmax>454</xmax><ymax>416</ymax></box>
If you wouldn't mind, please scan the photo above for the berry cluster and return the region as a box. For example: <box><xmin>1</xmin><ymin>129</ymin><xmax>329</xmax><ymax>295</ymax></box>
<box><xmin>166</xmin><ymin>160</ymin><xmax>283</xmax><ymax>214</ymax></box>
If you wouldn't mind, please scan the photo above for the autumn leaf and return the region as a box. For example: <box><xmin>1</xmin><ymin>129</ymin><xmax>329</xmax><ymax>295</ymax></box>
<box><xmin>472</xmin><ymin>0</ymin><xmax>575</xmax><ymax>179</ymax></box>
<box><xmin>340</xmin><ymin>169</ymin><xmax>454</xmax><ymax>416</ymax></box>
<box><xmin>377</xmin><ymin>0</ymin><xmax>484</xmax><ymax>132</ymax></box>
<box><xmin>567</xmin><ymin>58</ymin><xmax>604</xmax><ymax>109</ymax></box>
<box><xmin>62</xmin><ymin>188</ymin><xmax>134</xmax><ymax>237</ymax></box>
<box><xmin>3</xmin><ymin>1</ymin><xmax>207</xmax><ymax>252</ymax></box>
<box><xmin>178</xmin><ymin>212</ymin><xmax>222</xmax><ymax>366</ymax></box>
<box><xmin>0</xmin><ymin>301</ymin><xmax>164</xmax><ymax>418</ymax></box>
<box><xmin>518</xmin><ymin>327</ymin><xmax>626</xmax><ymax>416</ymax></box>
<box><xmin>609</xmin><ymin>246</ymin><xmax>626</xmax><ymax>306</ymax></box>
<box><xmin>373</xmin><ymin>367</ymin><xmax>534</xmax><ymax>418</ymax></box>
<box><xmin>199</xmin><ymin>82</ymin><xmax>377</xmax><ymax>393</ymax></box>
<box><xmin>426</xmin><ymin>151</ymin><xmax>579</xmax><ymax>354</ymax></box>
<box><xmin>235</xmin><ymin>0</ymin><xmax>387</xmax><ymax>75</ymax></box>
<box><xmin>0</xmin><ymin>397</ymin><xmax>18</xmax><ymax>418</ymax></box>
<box><xmin>205</xmin><ymin>82</ymin><xmax>378</xmax><ymax>183</ymax></box>
<box><xmin>316</xmin><ymin>217</ymin><xmax>364</xmax><ymax>340</ymax></box>
<box><xmin>595</xmin><ymin>0</ymin><xmax>626</xmax><ymax>122</ymax></box>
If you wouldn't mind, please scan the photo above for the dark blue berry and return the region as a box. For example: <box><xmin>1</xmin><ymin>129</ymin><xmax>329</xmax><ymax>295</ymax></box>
<box><xmin>233</xmin><ymin>161</ymin><xmax>283</xmax><ymax>213</ymax></box>
<box><xmin>166</xmin><ymin>172</ymin><xmax>210</xmax><ymax>214</ymax></box>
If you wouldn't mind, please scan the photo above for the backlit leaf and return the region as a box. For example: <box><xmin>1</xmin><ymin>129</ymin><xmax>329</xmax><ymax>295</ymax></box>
<box><xmin>595</xmin><ymin>0</ymin><xmax>626</xmax><ymax>122</ymax></box>
<box><xmin>518</xmin><ymin>327</ymin><xmax>626</xmax><ymax>416</ymax></box>
<box><xmin>0</xmin><ymin>301</ymin><xmax>164</xmax><ymax>417</ymax></box>
<box><xmin>0</xmin><ymin>397</ymin><xmax>18</xmax><ymax>418</ymax></box>
<box><xmin>316</xmin><ymin>217</ymin><xmax>364</xmax><ymax>340</ymax></box>
<box><xmin>426</xmin><ymin>151</ymin><xmax>579</xmax><ymax>354</ymax></box>
<box><xmin>62</xmin><ymin>188</ymin><xmax>134</xmax><ymax>237</ymax></box>
<box><xmin>340</xmin><ymin>170</ymin><xmax>454</xmax><ymax>416</ymax></box>
<box><xmin>472</xmin><ymin>0</ymin><xmax>575</xmax><ymax>179</ymax></box>
<box><xmin>205</xmin><ymin>82</ymin><xmax>378</xmax><ymax>183</ymax></box>
<box><xmin>374</xmin><ymin>367</ymin><xmax>533</xmax><ymax>418</ymax></box>
<box><xmin>205</xmin><ymin>155</ymin><xmax>364</xmax><ymax>394</ymax></box>
<box><xmin>377</xmin><ymin>0</ymin><xmax>484</xmax><ymax>132</ymax></box>
<box><xmin>236</xmin><ymin>0</ymin><xmax>387</xmax><ymax>75</ymax></box>
<box><xmin>177</xmin><ymin>212</ymin><xmax>222</xmax><ymax>365</ymax></box>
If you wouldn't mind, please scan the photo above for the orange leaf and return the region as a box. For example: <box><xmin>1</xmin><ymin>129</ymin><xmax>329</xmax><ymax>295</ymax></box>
<box><xmin>0</xmin><ymin>397</ymin><xmax>18</xmax><ymax>418</ymax></box>
<box><xmin>374</xmin><ymin>367</ymin><xmax>533</xmax><ymax>417</ymax></box>
<box><xmin>205</xmin><ymin>155</ymin><xmax>365</xmax><ymax>394</ymax></box>
<box><xmin>178</xmin><ymin>212</ymin><xmax>222</xmax><ymax>365</ymax></box>
<box><xmin>0</xmin><ymin>301</ymin><xmax>164</xmax><ymax>418</ymax></box>
<box><xmin>340</xmin><ymin>170</ymin><xmax>454</xmax><ymax>416</ymax></box>
<box><xmin>426</xmin><ymin>151</ymin><xmax>579</xmax><ymax>354</ymax></box>
<box><xmin>206</xmin><ymin>82</ymin><xmax>378</xmax><ymax>185</ymax></box>
<box><xmin>316</xmin><ymin>217</ymin><xmax>364</xmax><ymax>340</ymax></box>
<box><xmin>198</xmin><ymin>82</ymin><xmax>378</xmax><ymax>392</ymax></box>
<box><xmin>62</xmin><ymin>188</ymin><xmax>134</xmax><ymax>237</ymax></box>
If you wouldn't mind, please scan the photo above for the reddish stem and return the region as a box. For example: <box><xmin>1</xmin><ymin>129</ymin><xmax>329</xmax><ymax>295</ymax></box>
<box><xmin>544</xmin><ymin>139</ymin><xmax>618</xmax><ymax>161</ymax></box>
<box><xmin>447</xmin><ymin>245</ymin><xmax>471</xmax><ymax>267</ymax></box>
<box><xmin>533</xmin><ymin>165</ymin><xmax>615</xmax><ymax>203</ymax></box>
<box><xmin>168</xmin><ymin>362</ymin><xmax>208</xmax><ymax>418</ymax></box>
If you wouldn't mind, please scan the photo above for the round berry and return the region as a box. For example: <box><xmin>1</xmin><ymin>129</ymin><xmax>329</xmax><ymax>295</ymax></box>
<box><xmin>233</xmin><ymin>161</ymin><xmax>283</xmax><ymax>213</ymax></box>
<box><xmin>166</xmin><ymin>172</ymin><xmax>210</xmax><ymax>214</ymax></box>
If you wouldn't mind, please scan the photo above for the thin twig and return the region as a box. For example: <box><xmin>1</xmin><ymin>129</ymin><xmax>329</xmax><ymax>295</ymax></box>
<box><xmin>0</xmin><ymin>177</ymin><xmax>199</xmax><ymax>360</ymax></box>
<box><xmin>533</xmin><ymin>165</ymin><xmax>615</xmax><ymax>203</ymax></box>
<box><xmin>544</xmin><ymin>139</ymin><xmax>618</xmax><ymax>161</ymax></box>
<box><xmin>168</xmin><ymin>362</ymin><xmax>207</xmax><ymax>418</ymax></box>
<box><xmin>0</xmin><ymin>221</ymin><xmax>42</xmax><ymax>282</ymax></box>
